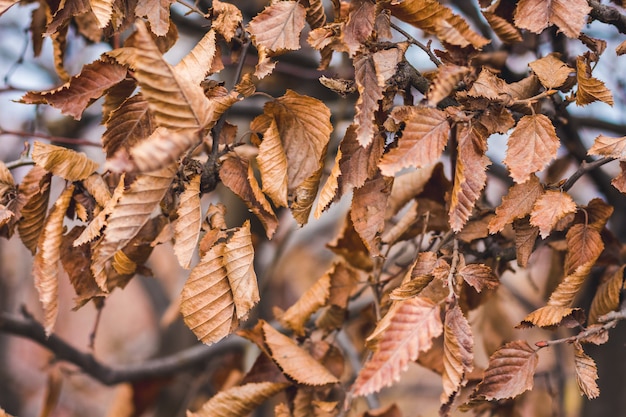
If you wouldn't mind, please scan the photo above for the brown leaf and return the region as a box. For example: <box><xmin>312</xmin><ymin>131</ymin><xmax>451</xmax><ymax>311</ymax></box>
<box><xmin>612</xmin><ymin>161</ymin><xmax>626</xmax><ymax>193</ymax></box>
<box><xmin>187</xmin><ymin>382</ymin><xmax>289</xmax><ymax>417</ymax></box>
<box><xmin>617</xmin><ymin>39</ymin><xmax>626</xmax><ymax>56</ymax></box>
<box><xmin>224</xmin><ymin>220</ymin><xmax>259</xmax><ymax>319</ymax></box>
<box><xmin>513</xmin><ymin>0</ymin><xmax>591</xmax><ymax>38</ymax></box>
<box><xmin>519</xmin><ymin>305</ymin><xmax>584</xmax><ymax>328</ymax></box>
<box><xmin>360</xmin><ymin>404</ymin><xmax>402</xmax><ymax>417</ymax></box>
<box><xmin>470</xmin><ymin>340</ymin><xmax>538</xmax><ymax>401</ymax></box>
<box><xmin>340</xmin><ymin>124</ymin><xmax>384</xmax><ymax>189</ymax></box>
<box><xmin>107</xmin><ymin>20</ymin><xmax>210</xmax><ymax>130</ymax></box>
<box><xmin>0</xmin><ymin>0</ymin><xmax>18</xmax><ymax>15</ymax></box>
<box><xmin>576</xmin><ymin>54</ymin><xmax>614</xmax><ymax>106</ymax></box>
<box><xmin>20</xmin><ymin>57</ymin><xmax>127</xmax><ymax>120</ymax></box>
<box><xmin>574</xmin><ymin>343</ymin><xmax>600</xmax><ymax>399</ymax></box>
<box><xmin>458</xmin><ymin>264</ymin><xmax>499</xmax><ymax>293</ymax></box>
<box><xmin>386</xmin><ymin>164</ymin><xmax>437</xmax><ymax>218</ymax></box>
<box><xmin>262</xmin><ymin>321</ymin><xmax>339</xmax><ymax>385</ymax></box>
<box><xmin>352</xmin><ymin>297</ymin><xmax>443</xmax><ymax>396</ymax></box>
<box><xmin>32</xmin><ymin>142</ymin><xmax>99</xmax><ymax>181</ymax></box>
<box><xmin>564</xmin><ymin>223</ymin><xmax>604</xmax><ymax>275</ymax></box>
<box><xmin>220</xmin><ymin>155</ymin><xmax>278</xmax><ymax>239</ymax></box>
<box><xmin>314</xmin><ymin>147</ymin><xmax>342</xmax><ymax>218</ymax></box>
<box><xmin>302</xmin><ymin>0</ymin><xmax>326</xmax><ymax>30</ymax></box>
<box><xmin>514</xmin><ymin>219</ymin><xmax>539</xmax><ymax>267</ymax></box>
<box><xmin>212</xmin><ymin>0</ymin><xmax>242</xmax><ymax>42</ymax></box>
<box><xmin>505</xmin><ymin>115</ymin><xmax>560</xmax><ymax>184</ymax></box>
<box><xmin>530</xmin><ymin>190</ymin><xmax>577</xmax><ymax>239</ymax></box>
<box><xmin>135</xmin><ymin>0</ymin><xmax>173</xmax><ymax>36</ymax></box>
<box><xmin>17</xmin><ymin>170</ymin><xmax>52</xmax><ymax>254</ymax></box>
<box><xmin>588</xmin><ymin>134</ymin><xmax>626</xmax><ymax>159</ymax></box>
<box><xmin>174</xmin><ymin>175</ymin><xmax>202</xmax><ymax>269</ymax></box>
<box><xmin>427</xmin><ymin>64</ymin><xmax>470</xmax><ymax>107</ymax></box>
<box><xmin>379</xmin><ymin>107</ymin><xmax>450</xmax><ymax>177</ymax></box>
<box><xmin>328</xmin><ymin>212</ymin><xmax>374</xmax><ymax>271</ymax></box>
<box><xmin>353</xmin><ymin>53</ymin><xmax>383</xmax><ymax>147</ymax></box>
<box><xmin>589</xmin><ymin>266</ymin><xmax>625</xmax><ymax>324</ymax></box>
<box><xmin>481</xmin><ymin>10</ymin><xmax>522</xmax><ymax>44</ymax></box>
<box><xmin>257</xmin><ymin>118</ymin><xmax>288</xmax><ymax>208</ymax></box>
<box><xmin>248</xmin><ymin>1</ymin><xmax>307</xmax><ymax>53</ymax></box>
<box><xmin>342</xmin><ymin>0</ymin><xmax>376</xmax><ymax>56</ymax></box>
<box><xmin>33</xmin><ymin>185</ymin><xmax>75</xmax><ymax>335</ymax></box>
<box><xmin>102</xmin><ymin>94</ymin><xmax>154</xmax><ymax>158</ymax></box>
<box><xmin>449</xmin><ymin>123</ymin><xmax>490</xmax><ymax>232</ymax></box>
<box><xmin>529</xmin><ymin>53</ymin><xmax>574</xmax><ymax>90</ymax></box>
<box><xmin>441</xmin><ymin>303</ymin><xmax>474</xmax><ymax>404</ymax></box>
<box><xmin>488</xmin><ymin>175</ymin><xmax>544</xmax><ymax>233</ymax></box>
<box><xmin>547</xmin><ymin>265</ymin><xmax>596</xmax><ymax>310</ymax></box>
<box><xmin>351</xmin><ymin>173</ymin><xmax>393</xmax><ymax>256</ymax></box>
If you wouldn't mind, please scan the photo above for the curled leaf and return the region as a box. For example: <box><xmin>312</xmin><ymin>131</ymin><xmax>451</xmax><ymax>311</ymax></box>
<box><xmin>32</xmin><ymin>142</ymin><xmax>99</xmax><ymax>181</ymax></box>
<box><xmin>187</xmin><ymin>382</ymin><xmax>289</xmax><ymax>417</ymax></box>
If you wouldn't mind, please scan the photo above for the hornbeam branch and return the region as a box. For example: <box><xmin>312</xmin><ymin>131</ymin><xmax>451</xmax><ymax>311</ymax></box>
<box><xmin>0</xmin><ymin>310</ymin><xmax>245</xmax><ymax>385</ymax></box>
<box><xmin>589</xmin><ymin>0</ymin><xmax>626</xmax><ymax>34</ymax></box>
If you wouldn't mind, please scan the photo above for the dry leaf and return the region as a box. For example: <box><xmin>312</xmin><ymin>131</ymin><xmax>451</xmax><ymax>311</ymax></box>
<box><xmin>174</xmin><ymin>29</ymin><xmax>217</xmax><ymax>83</ymax></box>
<box><xmin>514</xmin><ymin>0</ymin><xmax>591</xmax><ymax>38</ymax></box>
<box><xmin>174</xmin><ymin>175</ymin><xmax>202</xmax><ymax>269</ymax></box>
<box><xmin>17</xmin><ymin>169</ymin><xmax>52</xmax><ymax>254</ymax></box>
<box><xmin>576</xmin><ymin>54</ymin><xmax>614</xmax><ymax>106</ymax></box>
<box><xmin>530</xmin><ymin>190</ymin><xmax>577</xmax><ymax>239</ymax></box>
<box><xmin>248</xmin><ymin>1</ymin><xmax>307</xmax><ymax>53</ymax></box>
<box><xmin>342</xmin><ymin>0</ymin><xmax>376</xmax><ymax>56</ymax></box>
<box><xmin>353</xmin><ymin>52</ymin><xmax>383</xmax><ymax>147</ymax></box>
<box><xmin>519</xmin><ymin>305</ymin><xmax>584</xmax><ymax>328</ymax></box>
<box><xmin>351</xmin><ymin>173</ymin><xmax>393</xmax><ymax>256</ymax></box>
<box><xmin>529</xmin><ymin>53</ymin><xmax>574</xmax><ymax>89</ymax></box>
<box><xmin>482</xmin><ymin>10</ymin><xmax>522</xmax><ymax>43</ymax></box>
<box><xmin>427</xmin><ymin>64</ymin><xmax>470</xmax><ymax>107</ymax></box>
<box><xmin>257</xmin><ymin>118</ymin><xmax>288</xmax><ymax>208</ymax></box>
<box><xmin>589</xmin><ymin>266</ymin><xmax>625</xmax><ymax>324</ymax></box>
<box><xmin>135</xmin><ymin>0</ymin><xmax>174</xmax><ymax>36</ymax></box>
<box><xmin>441</xmin><ymin>303</ymin><xmax>473</xmax><ymax>404</ymax></box>
<box><xmin>212</xmin><ymin>0</ymin><xmax>242</xmax><ymax>42</ymax></box>
<box><xmin>457</xmin><ymin>264</ymin><xmax>498</xmax><ymax>293</ymax></box>
<box><xmin>564</xmin><ymin>223</ymin><xmax>604</xmax><ymax>275</ymax></box>
<box><xmin>489</xmin><ymin>175</ymin><xmax>544</xmax><ymax>233</ymax></box>
<box><xmin>32</xmin><ymin>142</ymin><xmax>99</xmax><ymax>181</ymax></box>
<box><xmin>514</xmin><ymin>219</ymin><xmax>539</xmax><ymax>267</ymax></box>
<box><xmin>224</xmin><ymin>220</ymin><xmax>259</xmax><ymax>319</ymax></box>
<box><xmin>588</xmin><ymin>134</ymin><xmax>626</xmax><ymax>159</ymax></box>
<box><xmin>102</xmin><ymin>94</ymin><xmax>155</xmax><ymax>158</ymax></box>
<box><xmin>573</xmin><ymin>342</ymin><xmax>600</xmax><ymax>399</ymax></box>
<box><xmin>187</xmin><ymin>382</ymin><xmax>289</xmax><ymax>417</ymax></box>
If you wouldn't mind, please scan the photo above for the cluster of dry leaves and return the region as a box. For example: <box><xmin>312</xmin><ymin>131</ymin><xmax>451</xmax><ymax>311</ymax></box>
<box><xmin>2</xmin><ymin>0</ymin><xmax>626</xmax><ymax>415</ymax></box>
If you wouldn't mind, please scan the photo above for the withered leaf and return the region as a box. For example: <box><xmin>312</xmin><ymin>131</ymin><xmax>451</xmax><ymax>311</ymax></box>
<box><xmin>32</xmin><ymin>142</ymin><xmax>99</xmax><ymax>181</ymax></box>
<box><xmin>530</xmin><ymin>190</ymin><xmax>577</xmax><ymax>239</ymax></box>
<box><xmin>187</xmin><ymin>382</ymin><xmax>289</xmax><ymax>417</ymax></box>
<box><xmin>257</xmin><ymin>118</ymin><xmax>288</xmax><ymax>208</ymax></box>
<box><xmin>17</xmin><ymin>169</ymin><xmax>52</xmax><ymax>254</ymax></box>
<box><xmin>352</xmin><ymin>297</ymin><xmax>443</xmax><ymax>396</ymax></box>
<box><xmin>33</xmin><ymin>185</ymin><xmax>75</xmax><ymax>335</ymax></box>
<box><xmin>482</xmin><ymin>10</ymin><xmax>522</xmax><ymax>44</ymax></box>
<box><xmin>564</xmin><ymin>223</ymin><xmax>604</xmax><ymax>276</ymax></box>
<box><xmin>505</xmin><ymin>115</ymin><xmax>560</xmax><ymax>184</ymax></box>
<box><xmin>470</xmin><ymin>340</ymin><xmax>538</xmax><ymax>401</ymax></box>
<box><xmin>135</xmin><ymin>0</ymin><xmax>174</xmax><ymax>36</ymax></box>
<box><xmin>224</xmin><ymin>220</ymin><xmax>259</xmax><ymax>320</ymax></box>
<box><xmin>212</xmin><ymin>0</ymin><xmax>242</xmax><ymax>42</ymax></box>
<box><xmin>514</xmin><ymin>0</ymin><xmax>591</xmax><ymax>38</ymax></box>
<box><xmin>351</xmin><ymin>173</ymin><xmax>393</xmax><ymax>256</ymax></box>
<box><xmin>379</xmin><ymin>107</ymin><xmax>450</xmax><ymax>177</ymax></box>
<box><xmin>385</xmin><ymin>164</ymin><xmax>436</xmax><ymax>218</ymax></box>
<box><xmin>353</xmin><ymin>52</ymin><xmax>383</xmax><ymax>147</ymax></box>
<box><xmin>588</xmin><ymin>134</ymin><xmax>626</xmax><ymax>159</ymax></box>
<box><xmin>441</xmin><ymin>303</ymin><xmax>473</xmax><ymax>404</ymax></box>
<box><xmin>342</xmin><ymin>0</ymin><xmax>376</xmax><ymax>56</ymax></box>
<box><xmin>519</xmin><ymin>305</ymin><xmax>584</xmax><ymax>328</ymax></box>
<box><xmin>589</xmin><ymin>266</ymin><xmax>625</xmax><ymax>324</ymax></box>
<box><xmin>457</xmin><ymin>264</ymin><xmax>499</xmax><ymax>293</ymax></box>
<box><xmin>248</xmin><ymin>1</ymin><xmax>307</xmax><ymax>53</ymax></box>
<box><xmin>529</xmin><ymin>53</ymin><xmax>574</xmax><ymax>90</ymax></box>
<box><xmin>174</xmin><ymin>175</ymin><xmax>202</xmax><ymax>269</ymax></box>
<box><xmin>102</xmin><ymin>94</ymin><xmax>154</xmax><ymax>158</ymax></box>
<box><xmin>427</xmin><ymin>64</ymin><xmax>470</xmax><ymax>107</ymax></box>
<box><xmin>514</xmin><ymin>219</ymin><xmax>539</xmax><ymax>267</ymax></box>
<box><xmin>262</xmin><ymin>321</ymin><xmax>339</xmax><ymax>386</ymax></box>
<box><xmin>574</xmin><ymin>343</ymin><xmax>600</xmax><ymax>399</ymax></box>
<box><xmin>576</xmin><ymin>55</ymin><xmax>614</xmax><ymax>106</ymax></box>
<box><xmin>489</xmin><ymin>175</ymin><xmax>544</xmax><ymax>234</ymax></box>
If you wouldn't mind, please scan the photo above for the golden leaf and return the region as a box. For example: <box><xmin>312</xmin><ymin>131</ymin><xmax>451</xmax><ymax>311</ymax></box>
<box><xmin>588</xmin><ymin>134</ymin><xmax>626</xmax><ymax>159</ymax></box>
<box><xmin>174</xmin><ymin>175</ymin><xmax>202</xmax><ymax>269</ymax></box>
<box><xmin>513</xmin><ymin>0</ymin><xmax>591</xmax><ymax>38</ymax></box>
<box><xmin>481</xmin><ymin>10</ymin><xmax>522</xmax><ymax>44</ymax></box>
<box><xmin>20</xmin><ymin>57</ymin><xmax>127</xmax><ymax>120</ymax></box>
<box><xmin>107</xmin><ymin>20</ymin><xmax>210</xmax><ymax>130</ymax></box>
<box><xmin>187</xmin><ymin>382</ymin><xmax>289</xmax><ymax>417</ymax></box>
<box><xmin>427</xmin><ymin>64</ymin><xmax>470</xmax><ymax>107</ymax></box>
<box><xmin>519</xmin><ymin>305</ymin><xmax>583</xmax><ymax>328</ymax></box>
<box><xmin>441</xmin><ymin>303</ymin><xmax>473</xmax><ymax>404</ymax></box>
<box><xmin>529</xmin><ymin>53</ymin><xmax>574</xmax><ymax>90</ymax></box>
<box><xmin>33</xmin><ymin>185</ymin><xmax>75</xmax><ymax>335</ymax></box>
<box><xmin>91</xmin><ymin>165</ymin><xmax>176</xmax><ymax>289</ymax></box>
<box><xmin>90</xmin><ymin>0</ymin><xmax>114</xmax><ymax>28</ymax></box>
<box><xmin>352</xmin><ymin>297</ymin><xmax>443</xmax><ymax>396</ymax></box>
<box><xmin>529</xmin><ymin>190</ymin><xmax>576</xmax><ymax>239</ymax></box>
<box><xmin>262</xmin><ymin>321</ymin><xmax>339</xmax><ymax>386</ymax></box>
<box><xmin>470</xmin><ymin>340</ymin><xmax>538</xmax><ymax>401</ymax></box>
<box><xmin>488</xmin><ymin>175</ymin><xmax>544</xmax><ymax>234</ymax></box>
<box><xmin>576</xmin><ymin>54</ymin><xmax>614</xmax><ymax>106</ymax></box>
<box><xmin>247</xmin><ymin>1</ymin><xmax>307</xmax><ymax>53</ymax></box>
<box><xmin>174</xmin><ymin>29</ymin><xmax>217</xmax><ymax>83</ymax></box>
<box><xmin>563</xmin><ymin>223</ymin><xmax>604</xmax><ymax>276</ymax></box>
<box><xmin>589</xmin><ymin>266</ymin><xmax>625</xmax><ymax>324</ymax></box>
<box><xmin>257</xmin><ymin>118</ymin><xmax>288</xmax><ymax>208</ymax></box>
<box><xmin>223</xmin><ymin>220</ymin><xmax>259</xmax><ymax>320</ymax></box>
<box><xmin>102</xmin><ymin>94</ymin><xmax>155</xmax><ymax>158</ymax></box>
<box><xmin>212</xmin><ymin>0</ymin><xmax>242</xmax><ymax>42</ymax></box>
<box><xmin>351</xmin><ymin>173</ymin><xmax>393</xmax><ymax>256</ymax></box>
<box><xmin>505</xmin><ymin>115</ymin><xmax>560</xmax><ymax>184</ymax></box>
<box><xmin>574</xmin><ymin>343</ymin><xmax>600</xmax><ymax>399</ymax></box>
<box><xmin>379</xmin><ymin>107</ymin><xmax>450</xmax><ymax>177</ymax></box>
<box><xmin>17</xmin><ymin>170</ymin><xmax>52</xmax><ymax>254</ymax></box>
<box><xmin>135</xmin><ymin>0</ymin><xmax>174</xmax><ymax>36</ymax></box>
<box><xmin>32</xmin><ymin>142</ymin><xmax>99</xmax><ymax>181</ymax></box>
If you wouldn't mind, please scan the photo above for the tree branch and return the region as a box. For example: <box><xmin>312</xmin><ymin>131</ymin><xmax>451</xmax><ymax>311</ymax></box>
<box><xmin>589</xmin><ymin>0</ymin><xmax>626</xmax><ymax>34</ymax></box>
<box><xmin>0</xmin><ymin>310</ymin><xmax>246</xmax><ymax>386</ymax></box>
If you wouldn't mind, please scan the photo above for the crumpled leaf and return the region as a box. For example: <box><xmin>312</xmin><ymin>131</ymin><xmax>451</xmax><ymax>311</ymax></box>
<box><xmin>514</xmin><ymin>0</ymin><xmax>591</xmax><ymax>38</ymax></box>
<box><xmin>20</xmin><ymin>57</ymin><xmax>127</xmax><ymax>120</ymax></box>
<box><xmin>351</xmin><ymin>173</ymin><xmax>393</xmax><ymax>256</ymax></box>
<box><xmin>469</xmin><ymin>340</ymin><xmax>538</xmax><ymax>401</ymax></box>
<box><xmin>529</xmin><ymin>190</ymin><xmax>576</xmax><ymax>239</ymax></box>
<box><xmin>379</xmin><ymin>107</ymin><xmax>450</xmax><ymax>177</ymax></box>
<box><xmin>489</xmin><ymin>175</ymin><xmax>543</xmax><ymax>234</ymax></box>
<box><xmin>32</xmin><ymin>142</ymin><xmax>99</xmax><ymax>181</ymax></box>
<box><xmin>529</xmin><ymin>53</ymin><xmax>574</xmax><ymax>89</ymax></box>
<box><xmin>33</xmin><ymin>185</ymin><xmax>75</xmax><ymax>335</ymax></box>
<box><xmin>187</xmin><ymin>382</ymin><xmax>289</xmax><ymax>417</ymax></box>
<box><xmin>353</xmin><ymin>53</ymin><xmax>383</xmax><ymax>147</ymax></box>
<box><xmin>135</xmin><ymin>0</ymin><xmax>174</xmax><ymax>36</ymax></box>
<box><xmin>352</xmin><ymin>297</ymin><xmax>443</xmax><ymax>396</ymax></box>
<box><xmin>576</xmin><ymin>54</ymin><xmax>614</xmax><ymax>106</ymax></box>
<box><xmin>441</xmin><ymin>303</ymin><xmax>473</xmax><ymax>405</ymax></box>
<box><xmin>212</xmin><ymin>0</ymin><xmax>242</xmax><ymax>42</ymax></box>
<box><xmin>174</xmin><ymin>175</ymin><xmax>202</xmax><ymax>269</ymax></box>
<box><xmin>574</xmin><ymin>343</ymin><xmax>600</xmax><ymax>399</ymax></box>
<box><xmin>427</xmin><ymin>64</ymin><xmax>470</xmax><ymax>107</ymax></box>
<box><xmin>342</xmin><ymin>0</ymin><xmax>376</xmax><ymax>56</ymax></box>
<box><xmin>505</xmin><ymin>115</ymin><xmax>560</xmax><ymax>184</ymax></box>
<box><xmin>482</xmin><ymin>9</ymin><xmax>522</xmax><ymax>44</ymax></box>
<box><xmin>262</xmin><ymin>321</ymin><xmax>339</xmax><ymax>386</ymax></box>
<box><xmin>247</xmin><ymin>1</ymin><xmax>307</xmax><ymax>53</ymax></box>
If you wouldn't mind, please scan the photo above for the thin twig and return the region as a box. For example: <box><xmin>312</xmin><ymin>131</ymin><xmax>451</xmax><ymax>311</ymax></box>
<box><xmin>4</xmin><ymin>157</ymin><xmax>35</xmax><ymax>170</ymax></box>
<box><xmin>589</xmin><ymin>0</ymin><xmax>626</xmax><ymax>34</ymax></box>
<box><xmin>390</xmin><ymin>22</ymin><xmax>442</xmax><ymax>67</ymax></box>
<box><xmin>0</xmin><ymin>128</ymin><xmax>101</xmax><ymax>148</ymax></box>
<box><xmin>175</xmin><ymin>0</ymin><xmax>206</xmax><ymax>16</ymax></box>
<box><xmin>561</xmin><ymin>156</ymin><xmax>615</xmax><ymax>192</ymax></box>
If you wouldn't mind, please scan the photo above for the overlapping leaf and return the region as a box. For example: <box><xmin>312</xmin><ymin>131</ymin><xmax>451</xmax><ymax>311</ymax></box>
<box><xmin>212</xmin><ymin>0</ymin><xmax>242</xmax><ymax>42</ymax></box>
<box><xmin>351</xmin><ymin>173</ymin><xmax>393</xmax><ymax>255</ymax></box>
<box><xmin>257</xmin><ymin>118</ymin><xmax>288</xmax><ymax>208</ymax></box>
<box><xmin>589</xmin><ymin>267</ymin><xmax>625</xmax><ymax>324</ymax></box>
<box><xmin>574</xmin><ymin>343</ymin><xmax>600</xmax><ymax>399</ymax></box>
<box><xmin>187</xmin><ymin>382</ymin><xmax>289</xmax><ymax>417</ymax></box>
<box><xmin>529</xmin><ymin>53</ymin><xmax>573</xmax><ymax>89</ymax></box>
<box><xmin>102</xmin><ymin>94</ymin><xmax>154</xmax><ymax>157</ymax></box>
<box><xmin>576</xmin><ymin>55</ymin><xmax>614</xmax><ymax>106</ymax></box>
<box><xmin>342</xmin><ymin>0</ymin><xmax>376</xmax><ymax>56</ymax></box>
<box><xmin>489</xmin><ymin>175</ymin><xmax>544</xmax><ymax>233</ymax></box>
<box><xmin>588</xmin><ymin>134</ymin><xmax>626</xmax><ymax>159</ymax></box>
<box><xmin>353</xmin><ymin>53</ymin><xmax>383</xmax><ymax>147</ymax></box>
<box><xmin>458</xmin><ymin>264</ymin><xmax>498</xmax><ymax>293</ymax></box>
<box><xmin>248</xmin><ymin>1</ymin><xmax>307</xmax><ymax>53</ymax></box>
<box><xmin>32</xmin><ymin>142</ymin><xmax>99</xmax><ymax>181</ymax></box>
<box><xmin>514</xmin><ymin>0</ymin><xmax>591</xmax><ymax>38</ymax></box>
<box><xmin>17</xmin><ymin>168</ymin><xmax>51</xmax><ymax>254</ymax></box>
<box><xmin>135</xmin><ymin>0</ymin><xmax>174</xmax><ymax>36</ymax></box>
<box><xmin>427</xmin><ymin>64</ymin><xmax>470</xmax><ymax>107</ymax></box>
<box><xmin>441</xmin><ymin>303</ymin><xmax>473</xmax><ymax>405</ymax></box>
<box><xmin>174</xmin><ymin>175</ymin><xmax>202</xmax><ymax>269</ymax></box>
<box><xmin>529</xmin><ymin>190</ymin><xmax>576</xmax><ymax>239</ymax></box>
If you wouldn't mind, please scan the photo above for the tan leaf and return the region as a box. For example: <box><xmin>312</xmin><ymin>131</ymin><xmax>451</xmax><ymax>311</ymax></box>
<box><xmin>248</xmin><ymin>1</ymin><xmax>307</xmax><ymax>53</ymax></box>
<box><xmin>489</xmin><ymin>175</ymin><xmax>543</xmax><ymax>233</ymax></box>
<box><xmin>0</xmin><ymin>161</ymin><xmax>14</xmax><ymax>197</ymax></box>
<box><xmin>612</xmin><ymin>161</ymin><xmax>626</xmax><ymax>193</ymax></box>
<box><xmin>470</xmin><ymin>340</ymin><xmax>538</xmax><ymax>401</ymax></box>
<box><xmin>102</xmin><ymin>94</ymin><xmax>155</xmax><ymax>158</ymax></box>
<box><xmin>513</xmin><ymin>0</ymin><xmax>591</xmax><ymax>38</ymax></box>
<box><xmin>174</xmin><ymin>175</ymin><xmax>202</xmax><ymax>269</ymax></box>
<box><xmin>351</xmin><ymin>173</ymin><xmax>393</xmax><ymax>256</ymax></box>
<box><xmin>467</xmin><ymin>68</ymin><xmax>508</xmax><ymax>100</ymax></box>
<box><xmin>379</xmin><ymin>107</ymin><xmax>450</xmax><ymax>177</ymax></box>
<box><xmin>589</xmin><ymin>266</ymin><xmax>625</xmax><ymax>324</ymax></box>
<box><xmin>0</xmin><ymin>0</ymin><xmax>18</xmax><ymax>15</ymax></box>
<box><xmin>220</xmin><ymin>155</ymin><xmax>278</xmax><ymax>239</ymax></box>
<box><xmin>505</xmin><ymin>115</ymin><xmax>559</xmax><ymax>184</ymax></box>
<box><xmin>32</xmin><ymin>142</ymin><xmax>99</xmax><ymax>181</ymax></box>
<box><xmin>617</xmin><ymin>40</ymin><xmax>626</xmax><ymax>56</ymax></box>
<box><xmin>276</xmin><ymin>269</ymin><xmax>331</xmax><ymax>336</ymax></box>
<box><xmin>107</xmin><ymin>127</ymin><xmax>200</xmax><ymax>173</ymax></box>
<box><xmin>457</xmin><ymin>264</ymin><xmax>498</xmax><ymax>293</ymax></box>
<box><xmin>314</xmin><ymin>147</ymin><xmax>342</xmax><ymax>218</ymax></box>
<box><xmin>224</xmin><ymin>220</ymin><xmax>259</xmax><ymax>320</ymax></box>
<box><xmin>17</xmin><ymin>170</ymin><xmax>52</xmax><ymax>254</ymax></box>
<box><xmin>588</xmin><ymin>134</ymin><xmax>626</xmax><ymax>159</ymax></box>
<box><xmin>175</xmin><ymin>29</ymin><xmax>217</xmax><ymax>84</ymax></box>
<box><xmin>519</xmin><ymin>305</ymin><xmax>584</xmax><ymax>328</ymax></box>
<box><xmin>574</xmin><ymin>343</ymin><xmax>600</xmax><ymax>399</ymax></box>
<box><xmin>449</xmin><ymin>123</ymin><xmax>490</xmax><ymax>232</ymax></box>
<box><xmin>576</xmin><ymin>55</ymin><xmax>614</xmax><ymax>106</ymax></box>
<box><xmin>342</xmin><ymin>0</ymin><xmax>376</xmax><ymax>56</ymax></box>
<box><xmin>33</xmin><ymin>185</ymin><xmax>75</xmax><ymax>335</ymax></box>
<box><xmin>547</xmin><ymin>264</ymin><xmax>596</xmax><ymax>309</ymax></box>
<box><xmin>340</xmin><ymin>124</ymin><xmax>384</xmax><ymax>190</ymax></box>
<box><xmin>254</xmin><ymin>45</ymin><xmax>277</xmax><ymax>79</ymax></box>
<box><xmin>352</xmin><ymin>297</ymin><xmax>443</xmax><ymax>396</ymax></box>
<box><xmin>482</xmin><ymin>10</ymin><xmax>522</xmax><ymax>44</ymax></box>
<box><xmin>262</xmin><ymin>321</ymin><xmax>339</xmax><ymax>385</ymax></box>
<box><xmin>90</xmin><ymin>0</ymin><xmax>114</xmax><ymax>28</ymax></box>
<box><xmin>353</xmin><ymin>53</ymin><xmax>383</xmax><ymax>147</ymax></box>
<box><xmin>529</xmin><ymin>53</ymin><xmax>574</xmax><ymax>90</ymax></box>
<box><xmin>212</xmin><ymin>0</ymin><xmax>242</xmax><ymax>42</ymax></box>
<box><xmin>302</xmin><ymin>0</ymin><xmax>326</xmax><ymax>30</ymax></box>
<box><xmin>442</xmin><ymin>303</ymin><xmax>474</xmax><ymax>404</ymax></box>
<box><xmin>564</xmin><ymin>223</ymin><xmax>604</xmax><ymax>276</ymax></box>
<box><xmin>91</xmin><ymin>165</ymin><xmax>176</xmax><ymax>289</ymax></box>
<box><xmin>514</xmin><ymin>219</ymin><xmax>539</xmax><ymax>267</ymax></box>
<box><xmin>20</xmin><ymin>57</ymin><xmax>127</xmax><ymax>120</ymax></box>
<box><xmin>386</xmin><ymin>164</ymin><xmax>437</xmax><ymax>218</ymax></box>
<box><xmin>257</xmin><ymin>118</ymin><xmax>288</xmax><ymax>208</ymax></box>
<box><xmin>529</xmin><ymin>190</ymin><xmax>576</xmax><ymax>239</ymax></box>
<box><xmin>381</xmin><ymin>200</ymin><xmax>419</xmax><ymax>245</ymax></box>
<box><xmin>427</xmin><ymin>64</ymin><xmax>470</xmax><ymax>107</ymax></box>
<box><xmin>107</xmin><ymin>20</ymin><xmax>210</xmax><ymax>130</ymax></box>
<box><xmin>135</xmin><ymin>0</ymin><xmax>174</xmax><ymax>36</ymax></box>
<box><xmin>187</xmin><ymin>382</ymin><xmax>289</xmax><ymax>417</ymax></box>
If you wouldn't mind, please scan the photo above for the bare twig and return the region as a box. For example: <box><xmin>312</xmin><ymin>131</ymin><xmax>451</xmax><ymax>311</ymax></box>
<box><xmin>535</xmin><ymin>309</ymin><xmax>625</xmax><ymax>349</ymax></box>
<box><xmin>561</xmin><ymin>156</ymin><xmax>615</xmax><ymax>192</ymax></box>
<box><xmin>0</xmin><ymin>128</ymin><xmax>101</xmax><ymax>148</ymax></box>
<box><xmin>589</xmin><ymin>0</ymin><xmax>626</xmax><ymax>34</ymax></box>
<box><xmin>0</xmin><ymin>310</ymin><xmax>246</xmax><ymax>385</ymax></box>
<box><xmin>390</xmin><ymin>22</ymin><xmax>442</xmax><ymax>67</ymax></box>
